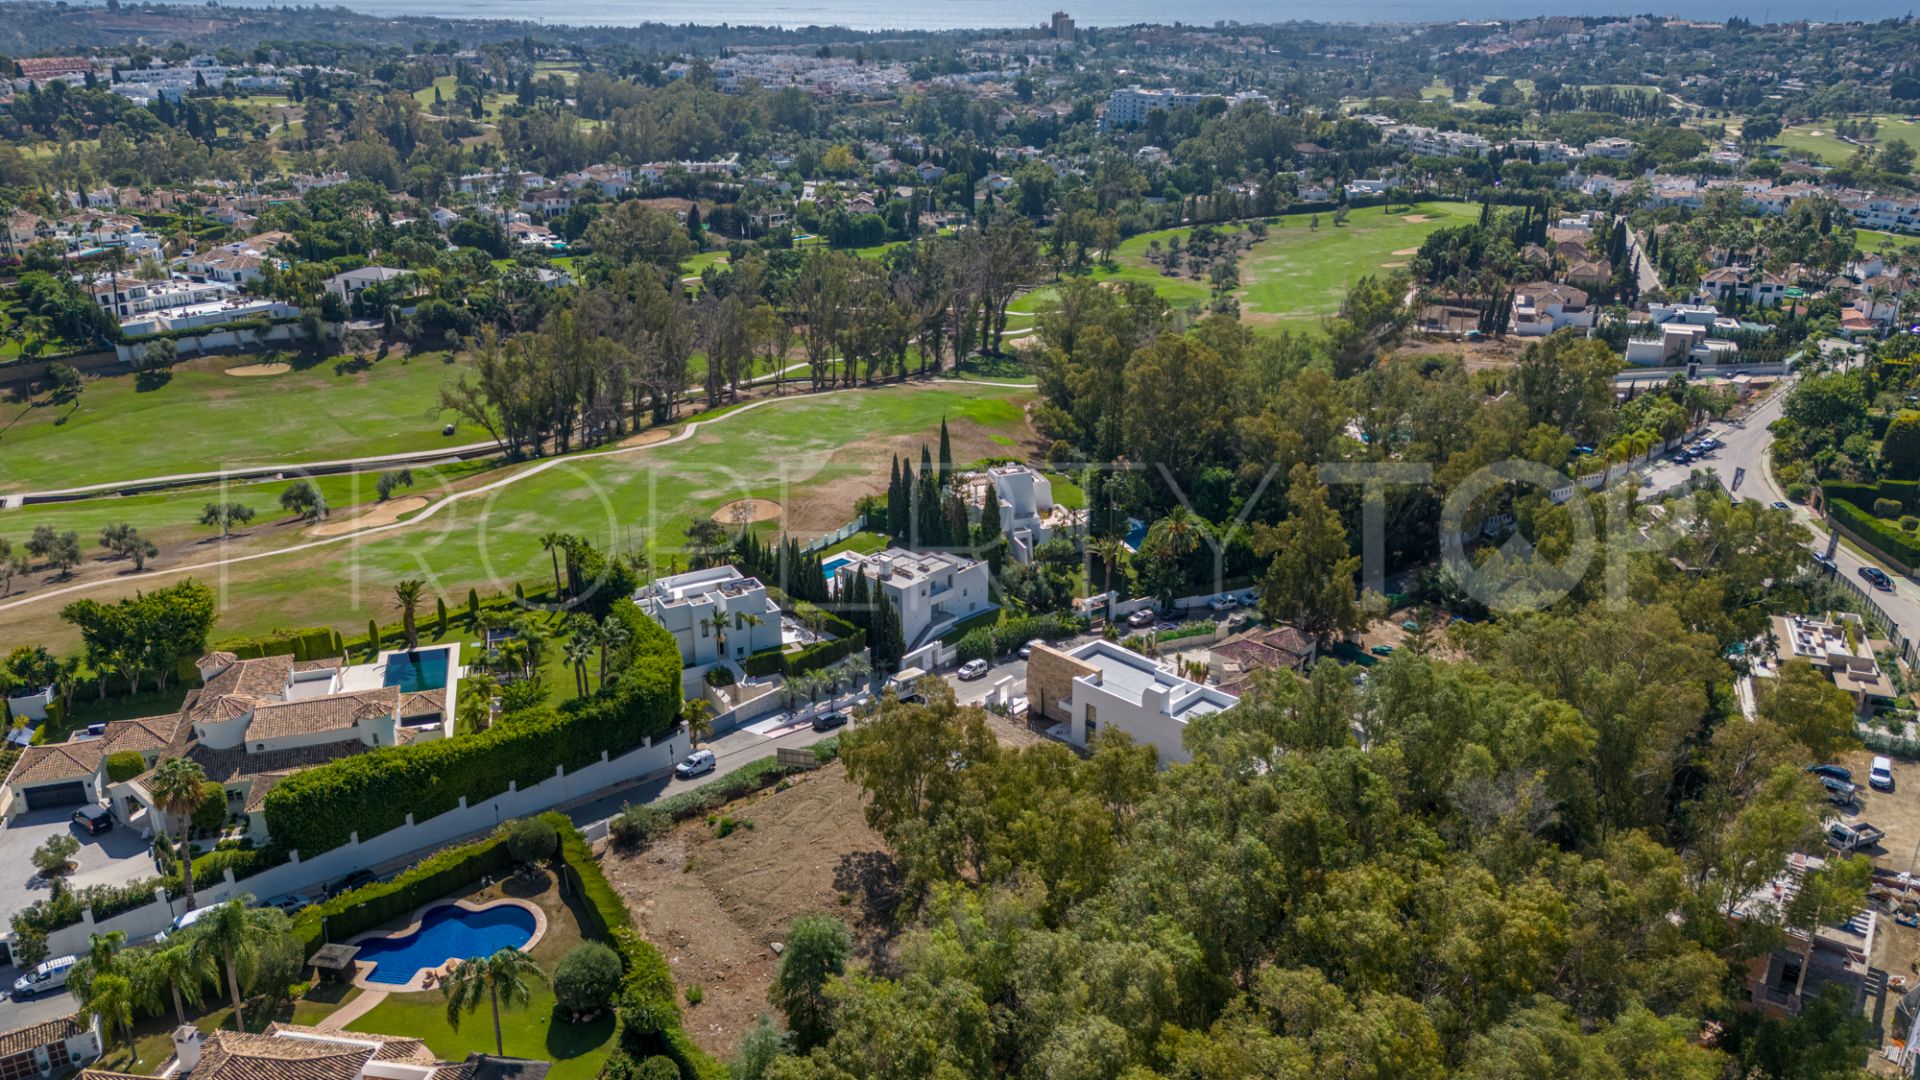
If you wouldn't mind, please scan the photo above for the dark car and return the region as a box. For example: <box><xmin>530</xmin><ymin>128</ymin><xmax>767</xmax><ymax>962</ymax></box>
<box><xmin>812</xmin><ymin>710</ymin><xmax>850</xmax><ymax>733</ymax></box>
<box><xmin>71</xmin><ymin>804</ymin><xmax>114</xmax><ymax>836</ymax></box>
<box><xmin>1807</xmin><ymin>763</ymin><xmax>1853</xmax><ymax>783</ymax></box>
<box><xmin>1822</xmin><ymin>775</ymin><xmax>1858</xmax><ymax>804</ymax></box>
<box><xmin>328</xmin><ymin>869</ymin><xmax>377</xmax><ymax>898</ymax></box>
<box><xmin>1860</xmin><ymin>565</ymin><xmax>1895</xmax><ymax>591</ymax></box>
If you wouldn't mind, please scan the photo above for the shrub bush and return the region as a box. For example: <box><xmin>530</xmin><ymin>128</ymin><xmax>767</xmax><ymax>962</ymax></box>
<box><xmin>954</xmin><ymin>627</ymin><xmax>993</xmax><ymax>664</ymax></box>
<box><xmin>507</xmin><ymin>817</ymin><xmax>558</xmax><ymax>866</ymax></box>
<box><xmin>554</xmin><ymin>941</ymin><xmax>624</xmax><ymax>1015</ymax></box>
<box><xmin>192</xmin><ymin>781</ymin><xmax>227</xmax><ymax>833</ymax></box>
<box><xmin>610</xmin><ymin>804</ymin><xmax>667</xmax><ymax>852</ymax></box>
<box><xmin>264</xmin><ymin>600</ymin><xmax>680</xmax><ymax>855</ymax></box>
<box><xmin>104</xmin><ymin>751</ymin><xmax>147</xmax><ymax>783</ymax></box>
<box><xmin>637</xmin><ymin>1057</ymin><xmax>680</xmax><ymax>1080</ymax></box>
<box><xmin>1876</xmin><ymin>497</ymin><xmax>1903</xmax><ymax>519</ymax></box>
<box><xmin>1786</xmin><ymin>481</ymin><xmax>1811</xmax><ymax>503</ymax></box>
<box><xmin>702</xmin><ymin>666</ymin><xmax>735</xmax><ymax>688</ymax></box>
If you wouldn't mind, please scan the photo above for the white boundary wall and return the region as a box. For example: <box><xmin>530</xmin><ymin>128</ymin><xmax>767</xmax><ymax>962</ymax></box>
<box><xmin>32</xmin><ymin>730</ymin><xmax>688</xmax><ymax>958</ymax></box>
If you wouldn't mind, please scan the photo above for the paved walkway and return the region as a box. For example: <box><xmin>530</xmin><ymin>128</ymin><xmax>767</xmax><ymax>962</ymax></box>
<box><xmin>318</xmin><ymin>988</ymin><xmax>388</xmax><ymax>1029</ymax></box>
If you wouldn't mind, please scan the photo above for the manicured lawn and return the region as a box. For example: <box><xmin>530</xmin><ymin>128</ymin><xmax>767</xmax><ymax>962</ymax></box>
<box><xmin>0</xmin><ymin>350</ymin><xmax>486</xmax><ymax>494</ymax></box>
<box><xmin>819</xmin><ymin>529</ymin><xmax>891</xmax><ymax>557</ymax></box>
<box><xmin>1774</xmin><ymin>114</ymin><xmax>1920</xmax><ymax>166</ymax></box>
<box><xmin>5</xmin><ymin>383</ymin><xmax>1037</xmax><ymax>648</ymax></box>
<box><xmin>1238</xmin><ymin>200</ymin><xmax>1478</xmax><ymax>329</ymax></box>
<box><xmin>1857</xmin><ymin>227</ymin><xmax>1920</xmax><ymax>258</ymax></box>
<box><xmin>681</xmin><ymin>250</ymin><xmax>731</xmax><ymax>276</ymax></box>
<box><xmin>348</xmin><ymin>875</ymin><xmax>615</xmax><ymax>1080</ymax></box>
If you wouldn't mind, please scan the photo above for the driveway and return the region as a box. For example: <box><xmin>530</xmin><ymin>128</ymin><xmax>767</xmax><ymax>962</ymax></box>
<box><xmin>0</xmin><ymin>806</ymin><xmax>160</xmax><ymax>925</ymax></box>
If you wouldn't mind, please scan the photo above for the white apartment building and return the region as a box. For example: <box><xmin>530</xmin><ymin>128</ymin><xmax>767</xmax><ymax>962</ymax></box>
<box><xmin>835</xmin><ymin>547</ymin><xmax>991</xmax><ymax>649</ymax></box>
<box><xmin>636</xmin><ymin>565</ymin><xmax>784</xmax><ymax>667</ymax></box>
<box><xmin>1583</xmin><ymin>136</ymin><xmax>1635</xmax><ymax>160</ymax></box>
<box><xmin>1029</xmin><ymin>640</ymin><xmax>1239</xmax><ymax>766</ymax></box>
<box><xmin>1103</xmin><ymin>86</ymin><xmax>1213</xmax><ymax>128</ymax></box>
<box><xmin>1385</xmin><ymin>124</ymin><xmax>1491</xmax><ymax>158</ymax></box>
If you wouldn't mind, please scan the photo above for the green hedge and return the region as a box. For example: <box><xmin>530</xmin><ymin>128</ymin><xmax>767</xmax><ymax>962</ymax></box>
<box><xmin>264</xmin><ymin>599</ymin><xmax>681</xmax><ymax>856</ymax></box>
<box><xmin>191</xmin><ymin>843</ymin><xmax>293</xmax><ymax>886</ymax></box>
<box><xmin>952</xmin><ymin>612</ymin><xmax>1087</xmax><ymax>659</ymax></box>
<box><xmin>645</xmin><ymin>737</ymin><xmax>840</xmax><ymax>825</ymax></box>
<box><xmin>104</xmin><ymin>751</ymin><xmax>147</xmax><ymax>783</ymax></box>
<box><xmin>1831</xmin><ymin>496</ymin><xmax>1920</xmax><ymax>570</ymax></box>
<box><xmin>180</xmin><ymin>627</ymin><xmax>345</xmax><ymax>682</ymax></box>
<box><xmin>290</xmin><ymin>823</ymin><xmax>519</xmax><ymax>955</ymax></box>
<box><xmin>740</xmin><ymin>632</ymin><xmax>866</xmax><ymax>679</ymax></box>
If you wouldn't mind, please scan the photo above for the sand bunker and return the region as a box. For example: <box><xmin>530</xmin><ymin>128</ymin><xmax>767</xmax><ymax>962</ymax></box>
<box><xmin>1401</xmin><ymin>215</ymin><xmax>1434</xmax><ymax>223</ymax></box>
<box><xmin>1382</xmin><ymin>261</ymin><xmax>1408</xmax><ymax>268</ymax></box>
<box><xmin>309</xmin><ymin>495</ymin><xmax>428</xmax><ymax>537</ymax></box>
<box><xmin>714</xmin><ymin>498</ymin><xmax>783</xmax><ymax>525</ymax></box>
<box><xmin>227</xmin><ymin>362</ymin><xmax>291</xmax><ymax>377</ymax></box>
<box><xmin>1392</xmin><ymin>247</ymin><xmax>1420</xmax><ymax>256</ymax></box>
<box><xmin>618</xmin><ymin>427</ymin><xmax>677</xmax><ymax>449</ymax></box>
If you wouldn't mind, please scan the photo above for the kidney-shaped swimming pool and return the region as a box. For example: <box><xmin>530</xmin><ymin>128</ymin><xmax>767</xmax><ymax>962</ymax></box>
<box><xmin>355</xmin><ymin>902</ymin><xmax>537</xmax><ymax>985</ymax></box>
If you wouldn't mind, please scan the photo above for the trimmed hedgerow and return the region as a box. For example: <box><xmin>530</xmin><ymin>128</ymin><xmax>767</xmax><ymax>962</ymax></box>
<box><xmin>290</xmin><ymin>822</ymin><xmax>520</xmax><ymax>955</ymax></box>
<box><xmin>1831</xmin><ymin>496</ymin><xmax>1920</xmax><ymax>570</ymax></box>
<box><xmin>104</xmin><ymin>751</ymin><xmax>148</xmax><ymax>783</ymax></box>
<box><xmin>264</xmin><ymin>599</ymin><xmax>680</xmax><ymax>856</ymax></box>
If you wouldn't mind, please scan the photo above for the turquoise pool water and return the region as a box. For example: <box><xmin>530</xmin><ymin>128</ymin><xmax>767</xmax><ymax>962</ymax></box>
<box><xmin>821</xmin><ymin>555</ymin><xmax>854</xmax><ymax>580</ymax></box>
<box><xmin>356</xmin><ymin>903</ymin><xmax>536</xmax><ymax>985</ymax></box>
<box><xmin>383</xmin><ymin>647</ymin><xmax>451</xmax><ymax>692</ymax></box>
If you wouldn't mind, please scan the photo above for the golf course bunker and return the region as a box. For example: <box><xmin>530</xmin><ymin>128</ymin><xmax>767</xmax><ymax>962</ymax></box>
<box><xmin>715</xmin><ymin>498</ymin><xmax>783</xmax><ymax>525</ymax></box>
<box><xmin>309</xmin><ymin>495</ymin><xmax>429</xmax><ymax>537</ymax></box>
<box><xmin>1401</xmin><ymin>215</ymin><xmax>1434</xmax><ymax>223</ymax></box>
<box><xmin>618</xmin><ymin>427</ymin><xmax>677</xmax><ymax>449</ymax></box>
<box><xmin>1392</xmin><ymin>247</ymin><xmax>1420</xmax><ymax>256</ymax></box>
<box><xmin>226</xmin><ymin>362</ymin><xmax>292</xmax><ymax>377</ymax></box>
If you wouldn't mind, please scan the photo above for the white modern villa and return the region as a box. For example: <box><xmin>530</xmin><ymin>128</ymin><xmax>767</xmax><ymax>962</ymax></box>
<box><xmin>985</xmin><ymin>464</ymin><xmax>1080</xmax><ymax>564</ymax></box>
<box><xmin>635</xmin><ymin>565</ymin><xmax>784</xmax><ymax>667</ymax></box>
<box><xmin>1027</xmin><ymin>640</ymin><xmax>1239</xmax><ymax>766</ymax></box>
<box><xmin>831</xmin><ymin>547</ymin><xmax>992</xmax><ymax>648</ymax></box>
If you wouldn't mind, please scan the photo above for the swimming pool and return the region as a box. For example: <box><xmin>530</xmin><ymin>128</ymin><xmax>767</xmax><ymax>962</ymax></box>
<box><xmin>383</xmin><ymin>647</ymin><xmax>451</xmax><ymax>692</ymax></box>
<box><xmin>821</xmin><ymin>555</ymin><xmax>854</xmax><ymax>580</ymax></box>
<box><xmin>355</xmin><ymin>903</ymin><xmax>537</xmax><ymax>985</ymax></box>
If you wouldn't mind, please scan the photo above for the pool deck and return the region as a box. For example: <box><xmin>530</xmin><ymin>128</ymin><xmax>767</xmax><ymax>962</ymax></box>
<box><xmin>344</xmin><ymin>895</ymin><xmax>547</xmax><ymax>993</ymax></box>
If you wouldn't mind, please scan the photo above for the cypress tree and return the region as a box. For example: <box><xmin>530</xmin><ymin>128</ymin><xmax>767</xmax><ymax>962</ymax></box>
<box><xmin>887</xmin><ymin>456</ymin><xmax>904</xmax><ymax>537</ymax></box>
<box><xmin>467</xmin><ymin>588</ymin><xmax>480</xmax><ymax>625</ymax></box>
<box><xmin>937</xmin><ymin>418</ymin><xmax>953</xmax><ymax>485</ymax></box>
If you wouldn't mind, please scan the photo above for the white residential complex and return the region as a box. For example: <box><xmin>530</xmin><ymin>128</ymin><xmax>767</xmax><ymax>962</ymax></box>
<box><xmin>1029</xmin><ymin>640</ymin><xmax>1239</xmax><ymax>766</ymax></box>
<box><xmin>635</xmin><ymin>565</ymin><xmax>784</xmax><ymax>667</ymax></box>
<box><xmin>1383</xmin><ymin>124</ymin><xmax>1491</xmax><ymax>158</ymax></box>
<box><xmin>833</xmin><ymin>547</ymin><xmax>991</xmax><ymax>648</ymax></box>
<box><xmin>1103</xmin><ymin>86</ymin><xmax>1271</xmax><ymax>129</ymax></box>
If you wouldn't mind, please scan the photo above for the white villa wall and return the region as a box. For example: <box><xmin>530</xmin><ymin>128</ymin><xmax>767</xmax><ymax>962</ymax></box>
<box><xmin>30</xmin><ymin>729</ymin><xmax>689</xmax><ymax>958</ymax></box>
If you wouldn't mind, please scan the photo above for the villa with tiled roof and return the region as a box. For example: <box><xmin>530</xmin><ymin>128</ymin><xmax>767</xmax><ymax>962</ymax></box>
<box><xmin>78</xmin><ymin>1022</ymin><xmax>547</xmax><ymax>1080</ymax></box>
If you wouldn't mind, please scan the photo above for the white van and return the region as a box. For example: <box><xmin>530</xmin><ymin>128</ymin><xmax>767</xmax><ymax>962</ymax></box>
<box><xmin>155</xmin><ymin>904</ymin><xmax>212</xmax><ymax>943</ymax></box>
<box><xmin>10</xmin><ymin>954</ymin><xmax>77</xmax><ymax>999</ymax></box>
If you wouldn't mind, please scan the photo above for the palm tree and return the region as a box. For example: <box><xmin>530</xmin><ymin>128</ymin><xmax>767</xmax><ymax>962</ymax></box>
<box><xmin>147</xmin><ymin>758</ymin><xmax>209</xmax><ymax>910</ymax></box>
<box><xmin>1146</xmin><ymin>507</ymin><xmax>1202</xmax><ymax>561</ymax></box>
<box><xmin>683</xmin><ymin>698</ymin><xmax>715</xmax><ymax>748</ymax></box>
<box><xmin>539</xmin><ymin>532</ymin><xmax>568</xmax><ymax>601</ymax></box>
<box><xmin>191</xmin><ymin>898</ymin><xmax>280</xmax><ymax>1032</ymax></box>
<box><xmin>494</xmin><ymin>638</ymin><xmax>531</xmax><ymax>680</ymax></box>
<box><xmin>84</xmin><ymin>972</ymin><xmax>138</xmax><ymax>1065</ymax></box>
<box><xmin>839</xmin><ymin>653</ymin><xmax>873</xmax><ymax>696</ymax></box>
<box><xmin>442</xmin><ymin>948</ymin><xmax>548</xmax><ymax>1057</ymax></box>
<box><xmin>134</xmin><ymin>941</ymin><xmax>215</xmax><ymax>1025</ymax></box>
<box><xmin>1091</xmin><ymin>536</ymin><xmax>1128</xmax><ymax>620</ymax></box>
<box><xmin>394</xmin><ymin>579</ymin><xmax>426</xmax><ymax>649</ymax></box>
<box><xmin>563</xmin><ymin>633</ymin><xmax>593</xmax><ymax>698</ymax></box>
<box><xmin>458</xmin><ymin>672</ymin><xmax>498</xmax><ymax>733</ymax></box>
<box><xmin>68</xmin><ymin>930</ymin><xmax>127</xmax><ymax>1006</ymax></box>
<box><xmin>595</xmin><ymin>619</ymin><xmax>631</xmax><ymax>686</ymax></box>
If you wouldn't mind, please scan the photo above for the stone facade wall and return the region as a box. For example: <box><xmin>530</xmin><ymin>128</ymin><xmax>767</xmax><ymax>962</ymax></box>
<box><xmin>1027</xmin><ymin>644</ymin><xmax>1096</xmax><ymax>724</ymax></box>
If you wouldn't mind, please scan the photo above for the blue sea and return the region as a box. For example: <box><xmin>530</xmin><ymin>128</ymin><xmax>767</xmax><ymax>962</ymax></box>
<box><xmin>187</xmin><ymin>0</ymin><xmax>1910</xmax><ymax>30</ymax></box>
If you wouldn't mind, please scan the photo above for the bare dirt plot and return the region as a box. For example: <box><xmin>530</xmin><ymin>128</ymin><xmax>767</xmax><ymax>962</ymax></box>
<box><xmin>602</xmin><ymin>763</ymin><xmax>900</xmax><ymax>1057</ymax></box>
<box><xmin>714</xmin><ymin>498</ymin><xmax>783</xmax><ymax>525</ymax></box>
<box><xmin>617</xmin><ymin>428</ymin><xmax>676</xmax><ymax>449</ymax></box>
<box><xmin>767</xmin><ymin>416</ymin><xmax>1041</xmax><ymax>538</ymax></box>
<box><xmin>226</xmin><ymin>362</ymin><xmax>292</xmax><ymax>377</ymax></box>
<box><xmin>1402</xmin><ymin>215</ymin><xmax>1434</xmax><ymax>223</ymax></box>
<box><xmin>307</xmin><ymin>495</ymin><xmax>429</xmax><ymax>538</ymax></box>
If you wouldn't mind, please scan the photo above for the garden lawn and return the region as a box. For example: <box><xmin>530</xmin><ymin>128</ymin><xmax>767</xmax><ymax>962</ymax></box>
<box><xmin>1237</xmin><ymin>201</ymin><xmax>1478</xmax><ymax>330</ymax></box>
<box><xmin>6</xmin><ymin>382</ymin><xmax>1036</xmax><ymax>648</ymax></box>
<box><xmin>0</xmin><ymin>350</ymin><xmax>486</xmax><ymax>494</ymax></box>
<box><xmin>347</xmin><ymin>876</ymin><xmax>615</xmax><ymax>1080</ymax></box>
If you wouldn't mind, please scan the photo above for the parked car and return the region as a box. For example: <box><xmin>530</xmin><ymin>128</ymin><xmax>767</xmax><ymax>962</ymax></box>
<box><xmin>71</xmin><ymin>804</ymin><xmax>114</xmax><ymax>836</ymax></box>
<box><xmin>1770</xmin><ymin>501</ymin><xmax>1789</xmax><ymax>511</ymax></box>
<box><xmin>1822</xmin><ymin>775</ymin><xmax>1858</xmax><ymax>804</ymax></box>
<box><xmin>812</xmin><ymin>711</ymin><xmax>849</xmax><ymax>733</ymax></box>
<box><xmin>957</xmin><ymin>659</ymin><xmax>990</xmax><ymax>680</ymax></box>
<box><xmin>155</xmin><ymin>904</ymin><xmax>214</xmax><ymax>943</ymax></box>
<box><xmin>1126</xmin><ymin>609</ymin><xmax>1159</xmax><ymax>629</ymax></box>
<box><xmin>327</xmin><ymin>868</ymin><xmax>378</xmax><ymax>898</ymax></box>
<box><xmin>1871</xmin><ymin>756</ymin><xmax>1896</xmax><ymax>792</ymax></box>
<box><xmin>1207</xmin><ymin>594</ymin><xmax>1237</xmax><ymax>613</ymax></box>
<box><xmin>1860</xmin><ymin>565</ymin><xmax>1895</xmax><ymax>591</ymax></box>
<box><xmin>10</xmin><ymin>955</ymin><xmax>77</xmax><ymax>1000</ymax></box>
<box><xmin>674</xmin><ymin>749</ymin><xmax>717</xmax><ymax>779</ymax></box>
<box><xmin>1812</xmin><ymin>551</ymin><xmax>1836</xmax><ymax>570</ymax></box>
<box><xmin>1807</xmin><ymin>763</ymin><xmax>1854</xmax><ymax>783</ymax></box>
<box><xmin>1019</xmin><ymin>639</ymin><xmax>1044</xmax><ymax>659</ymax></box>
<box><xmin>260</xmin><ymin>893</ymin><xmax>310</xmax><ymax>915</ymax></box>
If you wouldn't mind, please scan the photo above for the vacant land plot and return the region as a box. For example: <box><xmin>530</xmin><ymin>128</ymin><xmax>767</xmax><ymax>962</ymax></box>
<box><xmin>1239</xmin><ymin>201</ymin><xmax>1477</xmax><ymax>330</ymax></box>
<box><xmin>1</xmin><ymin>381</ymin><xmax>1038</xmax><ymax>648</ymax></box>
<box><xmin>0</xmin><ymin>350</ymin><xmax>482</xmax><ymax>494</ymax></box>
<box><xmin>603</xmin><ymin>762</ymin><xmax>898</xmax><ymax>1056</ymax></box>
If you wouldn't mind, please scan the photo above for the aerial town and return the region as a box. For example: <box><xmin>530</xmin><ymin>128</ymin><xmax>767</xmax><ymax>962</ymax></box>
<box><xmin>1</xmin><ymin>3</ymin><xmax>1920</xmax><ymax>1078</ymax></box>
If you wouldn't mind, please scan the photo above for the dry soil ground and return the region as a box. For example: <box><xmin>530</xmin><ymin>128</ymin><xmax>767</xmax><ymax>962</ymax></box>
<box><xmin>602</xmin><ymin>763</ymin><xmax>901</xmax><ymax>1056</ymax></box>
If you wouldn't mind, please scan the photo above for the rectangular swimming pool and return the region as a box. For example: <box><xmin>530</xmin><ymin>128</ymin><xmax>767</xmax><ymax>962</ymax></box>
<box><xmin>821</xmin><ymin>555</ymin><xmax>854</xmax><ymax>580</ymax></box>
<box><xmin>383</xmin><ymin>647</ymin><xmax>451</xmax><ymax>692</ymax></box>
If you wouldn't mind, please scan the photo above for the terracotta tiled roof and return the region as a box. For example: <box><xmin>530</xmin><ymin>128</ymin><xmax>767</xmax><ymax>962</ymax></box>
<box><xmin>0</xmin><ymin>1017</ymin><xmax>84</xmax><ymax>1057</ymax></box>
<box><xmin>264</xmin><ymin>1024</ymin><xmax>440</xmax><ymax>1064</ymax></box>
<box><xmin>100</xmin><ymin>715</ymin><xmax>181</xmax><ymax>756</ymax></box>
<box><xmin>399</xmin><ymin>688</ymin><xmax>446</xmax><ymax>719</ymax></box>
<box><xmin>186</xmin><ymin>1030</ymin><xmax>376</xmax><ymax>1080</ymax></box>
<box><xmin>247</xmin><ymin>688</ymin><xmax>397</xmax><ymax>742</ymax></box>
<box><xmin>184</xmin><ymin>655</ymin><xmax>295</xmax><ymax>724</ymax></box>
<box><xmin>5</xmin><ymin>740</ymin><xmax>106</xmax><ymax>786</ymax></box>
<box><xmin>199</xmin><ymin>651</ymin><xmax>239</xmax><ymax>667</ymax></box>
